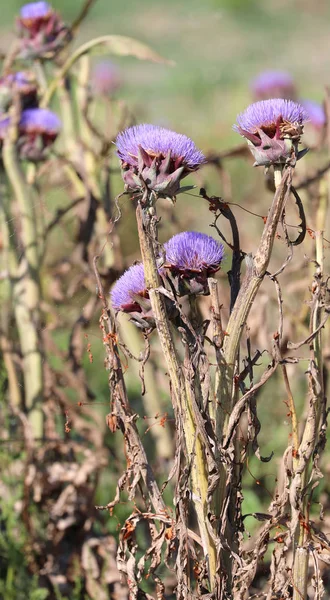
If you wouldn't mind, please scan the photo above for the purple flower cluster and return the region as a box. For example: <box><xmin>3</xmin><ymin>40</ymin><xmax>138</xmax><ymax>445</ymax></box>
<box><xmin>0</xmin><ymin>108</ymin><xmax>61</xmax><ymax>138</ymax></box>
<box><xmin>251</xmin><ymin>70</ymin><xmax>296</xmax><ymax>101</ymax></box>
<box><xmin>0</xmin><ymin>71</ymin><xmax>38</xmax><ymax>111</ymax></box>
<box><xmin>17</xmin><ymin>1</ymin><xmax>70</xmax><ymax>59</ymax></box>
<box><xmin>163</xmin><ymin>231</ymin><xmax>225</xmax><ymax>296</ymax></box>
<box><xmin>115</xmin><ymin>124</ymin><xmax>205</xmax><ymax>199</ymax></box>
<box><xmin>110</xmin><ymin>263</ymin><xmax>158</xmax><ymax>330</ymax></box>
<box><xmin>300</xmin><ymin>100</ymin><xmax>326</xmax><ymax>130</ymax></box>
<box><xmin>116</xmin><ymin>124</ymin><xmax>205</xmax><ymax>170</ymax></box>
<box><xmin>91</xmin><ymin>61</ymin><xmax>122</xmax><ymax>96</ymax></box>
<box><xmin>234</xmin><ymin>99</ymin><xmax>308</xmax><ymax>136</ymax></box>
<box><xmin>20</xmin><ymin>108</ymin><xmax>61</xmax><ymax>136</ymax></box>
<box><xmin>111</xmin><ymin>232</ymin><xmax>224</xmax><ymax>324</ymax></box>
<box><xmin>164</xmin><ymin>231</ymin><xmax>224</xmax><ymax>273</ymax></box>
<box><xmin>0</xmin><ymin>108</ymin><xmax>61</xmax><ymax>161</ymax></box>
<box><xmin>111</xmin><ymin>263</ymin><xmax>147</xmax><ymax>312</ymax></box>
<box><xmin>20</xmin><ymin>1</ymin><xmax>52</xmax><ymax>23</ymax></box>
<box><xmin>233</xmin><ymin>98</ymin><xmax>309</xmax><ymax>166</ymax></box>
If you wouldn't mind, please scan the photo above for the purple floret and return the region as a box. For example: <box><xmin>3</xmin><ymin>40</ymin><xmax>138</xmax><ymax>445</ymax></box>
<box><xmin>251</xmin><ymin>70</ymin><xmax>295</xmax><ymax>98</ymax></box>
<box><xmin>234</xmin><ymin>99</ymin><xmax>308</xmax><ymax>135</ymax></box>
<box><xmin>2</xmin><ymin>71</ymin><xmax>34</xmax><ymax>87</ymax></box>
<box><xmin>164</xmin><ymin>231</ymin><xmax>224</xmax><ymax>272</ymax></box>
<box><xmin>111</xmin><ymin>263</ymin><xmax>147</xmax><ymax>311</ymax></box>
<box><xmin>116</xmin><ymin>124</ymin><xmax>205</xmax><ymax>170</ymax></box>
<box><xmin>20</xmin><ymin>108</ymin><xmax>61</xmax><ymax>135</ymax></box>
<box><xmin>92</xmin><ymin>61</ymin><xmax>121</xmax><ymax>95</ymax></box>
<box><xmin>0</xmin><ymin>109</ymin><xmax>61</xmax><ymax>144</ymax></box>
<box><xmin>300</xmin><ymin>100</ymin><xmax>326</xmax><ymax>130</ymax></box>
<box><xmin>20</xmin><ymin>1</ymin><xmax>51</xmax><ymax>19</ymax></box>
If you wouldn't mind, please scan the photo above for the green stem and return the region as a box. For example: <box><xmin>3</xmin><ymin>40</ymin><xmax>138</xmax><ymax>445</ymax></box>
<box><xmin>0</xmin><ymin>182</ymin><xmax>21</xmax><ymax>407</ymax></box>
<box><xmin>2</xmin><ymin>117</ymin><xmax>43</xmax><ymax>437</ymax></box>
<box><xmin>75</xmin><ymin>56</ymin><xmax>115</xmax><ymax>270</ymax></box>
<box><xmin>136</xmin><ymin>202</ymin><xmax>217</xmax><ymax>590</ymax></box>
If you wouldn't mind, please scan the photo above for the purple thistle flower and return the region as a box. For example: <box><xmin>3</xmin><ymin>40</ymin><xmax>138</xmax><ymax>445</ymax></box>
<box><xmin>0</xmin><ymin>71</ymin><xmax>38</xmax><ymax>111</ymax></box>
<box><xmin>251</xmin><ymin>70</ymin><xmax>296</xmax><ymax>101</ymax></box>
<box><xmin>233</xmin><ymin>99</ymin><xmax>309</xmax><ymax>166</ymax></box>
<box><xmin>91</xmin><ymin>61</ymin><xmax>122</xmax><ymax>96</ymax></box>
<box><xmin>20</xmin><ymin>108</ymin><xmax>61</xmax><ymax>136</ymax></box>
<box><xmin>163</xmin><ymin>231</ymin><xmax>224</xmax><ymax>296</ymax></box>
<box><xmin>111</xmin><ymin>263</ymin><xmax>147</xmax><ymax>312</ymax></box>
<box><xmin>111</xmin><ymin>263</ymin><xmax>162</xmax><ymax>330</ymax></box>
<box><xmin>0</xmin><ymin>108</ymin><xmax>61</xmax><ymax>161</ymax></box>
<box><xmin>0</xmin><ymin>108</ymin><xmax>61</xmax><ymax>138</ymax></box>
<box><xmin>17</xmin><ymin>1</ymin><xmax>70</xmax><ymax>59</ymax></box>
<box><xmin>300</xmin><ymin>100</ymin><xmax>326</xmax><ymax>130</ymax></box>
<box><xmin>0</xmin><ymin>71</ymin><xmax>36</xmax><ymax>89</ymax></box>
<box><xmin>20</xmin><ymin>1</ymin><xmax>52</xmax><ymax>21</ymax></box>
<box><xmin>115</xmin><ymin>124</ymin><xmax>206</xmax><ymax>199</ymax></box>
<box><xmin>165</xmin><ymin>231</ymin><xmax>224</xmax><ymax>272</ymax></box>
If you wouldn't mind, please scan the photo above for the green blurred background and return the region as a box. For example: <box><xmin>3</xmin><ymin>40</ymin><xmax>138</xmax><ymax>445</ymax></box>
<box><xmin>1</xmin><ymin>0</ymin><xmax>329</xmax><ymax>143</ymax></box>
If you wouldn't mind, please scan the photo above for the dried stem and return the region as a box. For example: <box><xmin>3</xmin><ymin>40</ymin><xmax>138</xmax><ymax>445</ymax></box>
<box><xmin>119</xmin><ymin>317</ymin><xmax>174</xmax><ymax>459</ymax></box>
<box><xmin>93</xmin><ymin>256</ymin><xmax>165</xmax><ymax>515</ymax></box>
<box><xmin>212</xmin><ymin>164</ymin><xmax>292</xmax><ymax>592</ymax></box>
<box><xmin>135</xmin><ymin>201</ymin><xmax>217</xmax><ymax>591</ymax></box>
<box><xmin>292</xmin><ymin>231</ymin><xmax>326</xmax><ymax>600</ymax></box>
<box><xmin>215</xmin><ymin>165</ymin><xmax>292</xmax><ymax>437</ymax></box>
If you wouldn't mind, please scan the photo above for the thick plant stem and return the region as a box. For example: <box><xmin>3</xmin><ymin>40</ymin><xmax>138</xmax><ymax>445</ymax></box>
<box><xmin>135</xmin><ymin>202</ymin><xmax>217</xmax><ymax>590</ymax></box>
<box><xmin>76</xmin><ymin>56</ymin><xmax>115</xmax><ymax>269</ymax></box>
<box><xmin>292</xmin><ymin>228</ymin><xmax>325</xmax><ymax>600</ymax></box>
<box><xmin>215</xmin><ymin>165</ymin><xmax>291</xmax><ymax>440</ymax></box>
<box><xmin>0</xmin><ymin>191</ymin><xmax>21</xmax><ymax>407</ymax></box>
<box><xmin>3</xmin><ymin>124</ymin><xmax>43</xmax><ymax>437</ymax></box>
<box><xmin>214</xmin><ymin>164</ymin><xmax>292</xmax><ymax>592</ymax></box>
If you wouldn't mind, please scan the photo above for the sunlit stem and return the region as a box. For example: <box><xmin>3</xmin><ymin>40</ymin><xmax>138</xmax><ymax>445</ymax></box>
<box><xmin>293</xmin><ymin>226</ymin><xmax>325</xmax><ymax>600</ymax></box>
<box><xmin>0</xmin><ymin>178</ymin><xmax>21</xmax><ymax>407</ymax></box>
<box><xmin>136</xmin><ymin>200</ymin><xmax>217</xmax><ymax>590</ymax></box>
<box><xmin>213</xmin><ymin>163</ymin><xmax>291</xmax><ymax>592</ymax></box>
<box><xmin>2</xmin><ymin>112</ymin><xmax>44</xmax><ymax>437</ymax></box>
<box><xmin>76</xmin><ymin>55</ymin><xmax>115</xmax><ymax>269</ymax></box>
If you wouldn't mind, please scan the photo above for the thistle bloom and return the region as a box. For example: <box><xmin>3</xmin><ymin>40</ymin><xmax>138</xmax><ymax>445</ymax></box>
<box><xmin>115</xmin><ymin>124</ymin><xmax>206</xmax><ymax>200</ymax></box>
<box><xmin>20</xmin><ymin>2</ymin><xmax>52</xmax><ymax>27</ymax></box>
<box><xmin>300</xmin><ymin>100</ymin><xmax>326</xmax><ymax>130</ymax></box>
<box><xmin>111</xmin><ymin>263</ymin><xmax>158</xmax><ymax>330</ymax></box>
<box><xmin>111</xmin><ymin>263</ymin><xmax>147</xmax><ymax>312</ymax></box>
<box><xmin>0</xmin><ymin>71</ymin><xmax>38</xmax><ymax>111</ymax></box>
<box><xmin>0</xmin><ymin>108</ymin><xmax>61</xmax><ymax>161</ymax></box>
<box><xmin>19</xmin><ymin>108</ymin><xmax>61</xmax><ymax>137</ymax></box>
<box><xmin>251</xmin><ymin>70</ymin><xmax>296</xmax><ymax>101</ymax></box>
<box><xmin>163</xmin><ymin>231</ymin><xmax>225</xmax><ymax>295</ymax></box>
<box><xmin>18</xmin><ymin>2</ymin><xmax>70</xmax><ymax>59</ymax></box>
<box><xmin>91</xmin><ymin>61</ymin><xmax>122</xmax><ymax>96</ymax></box>
<box><xmin>233</xmin><ymin>98</ymin><xmax>309</xmax><ymax>166</ymax></box>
